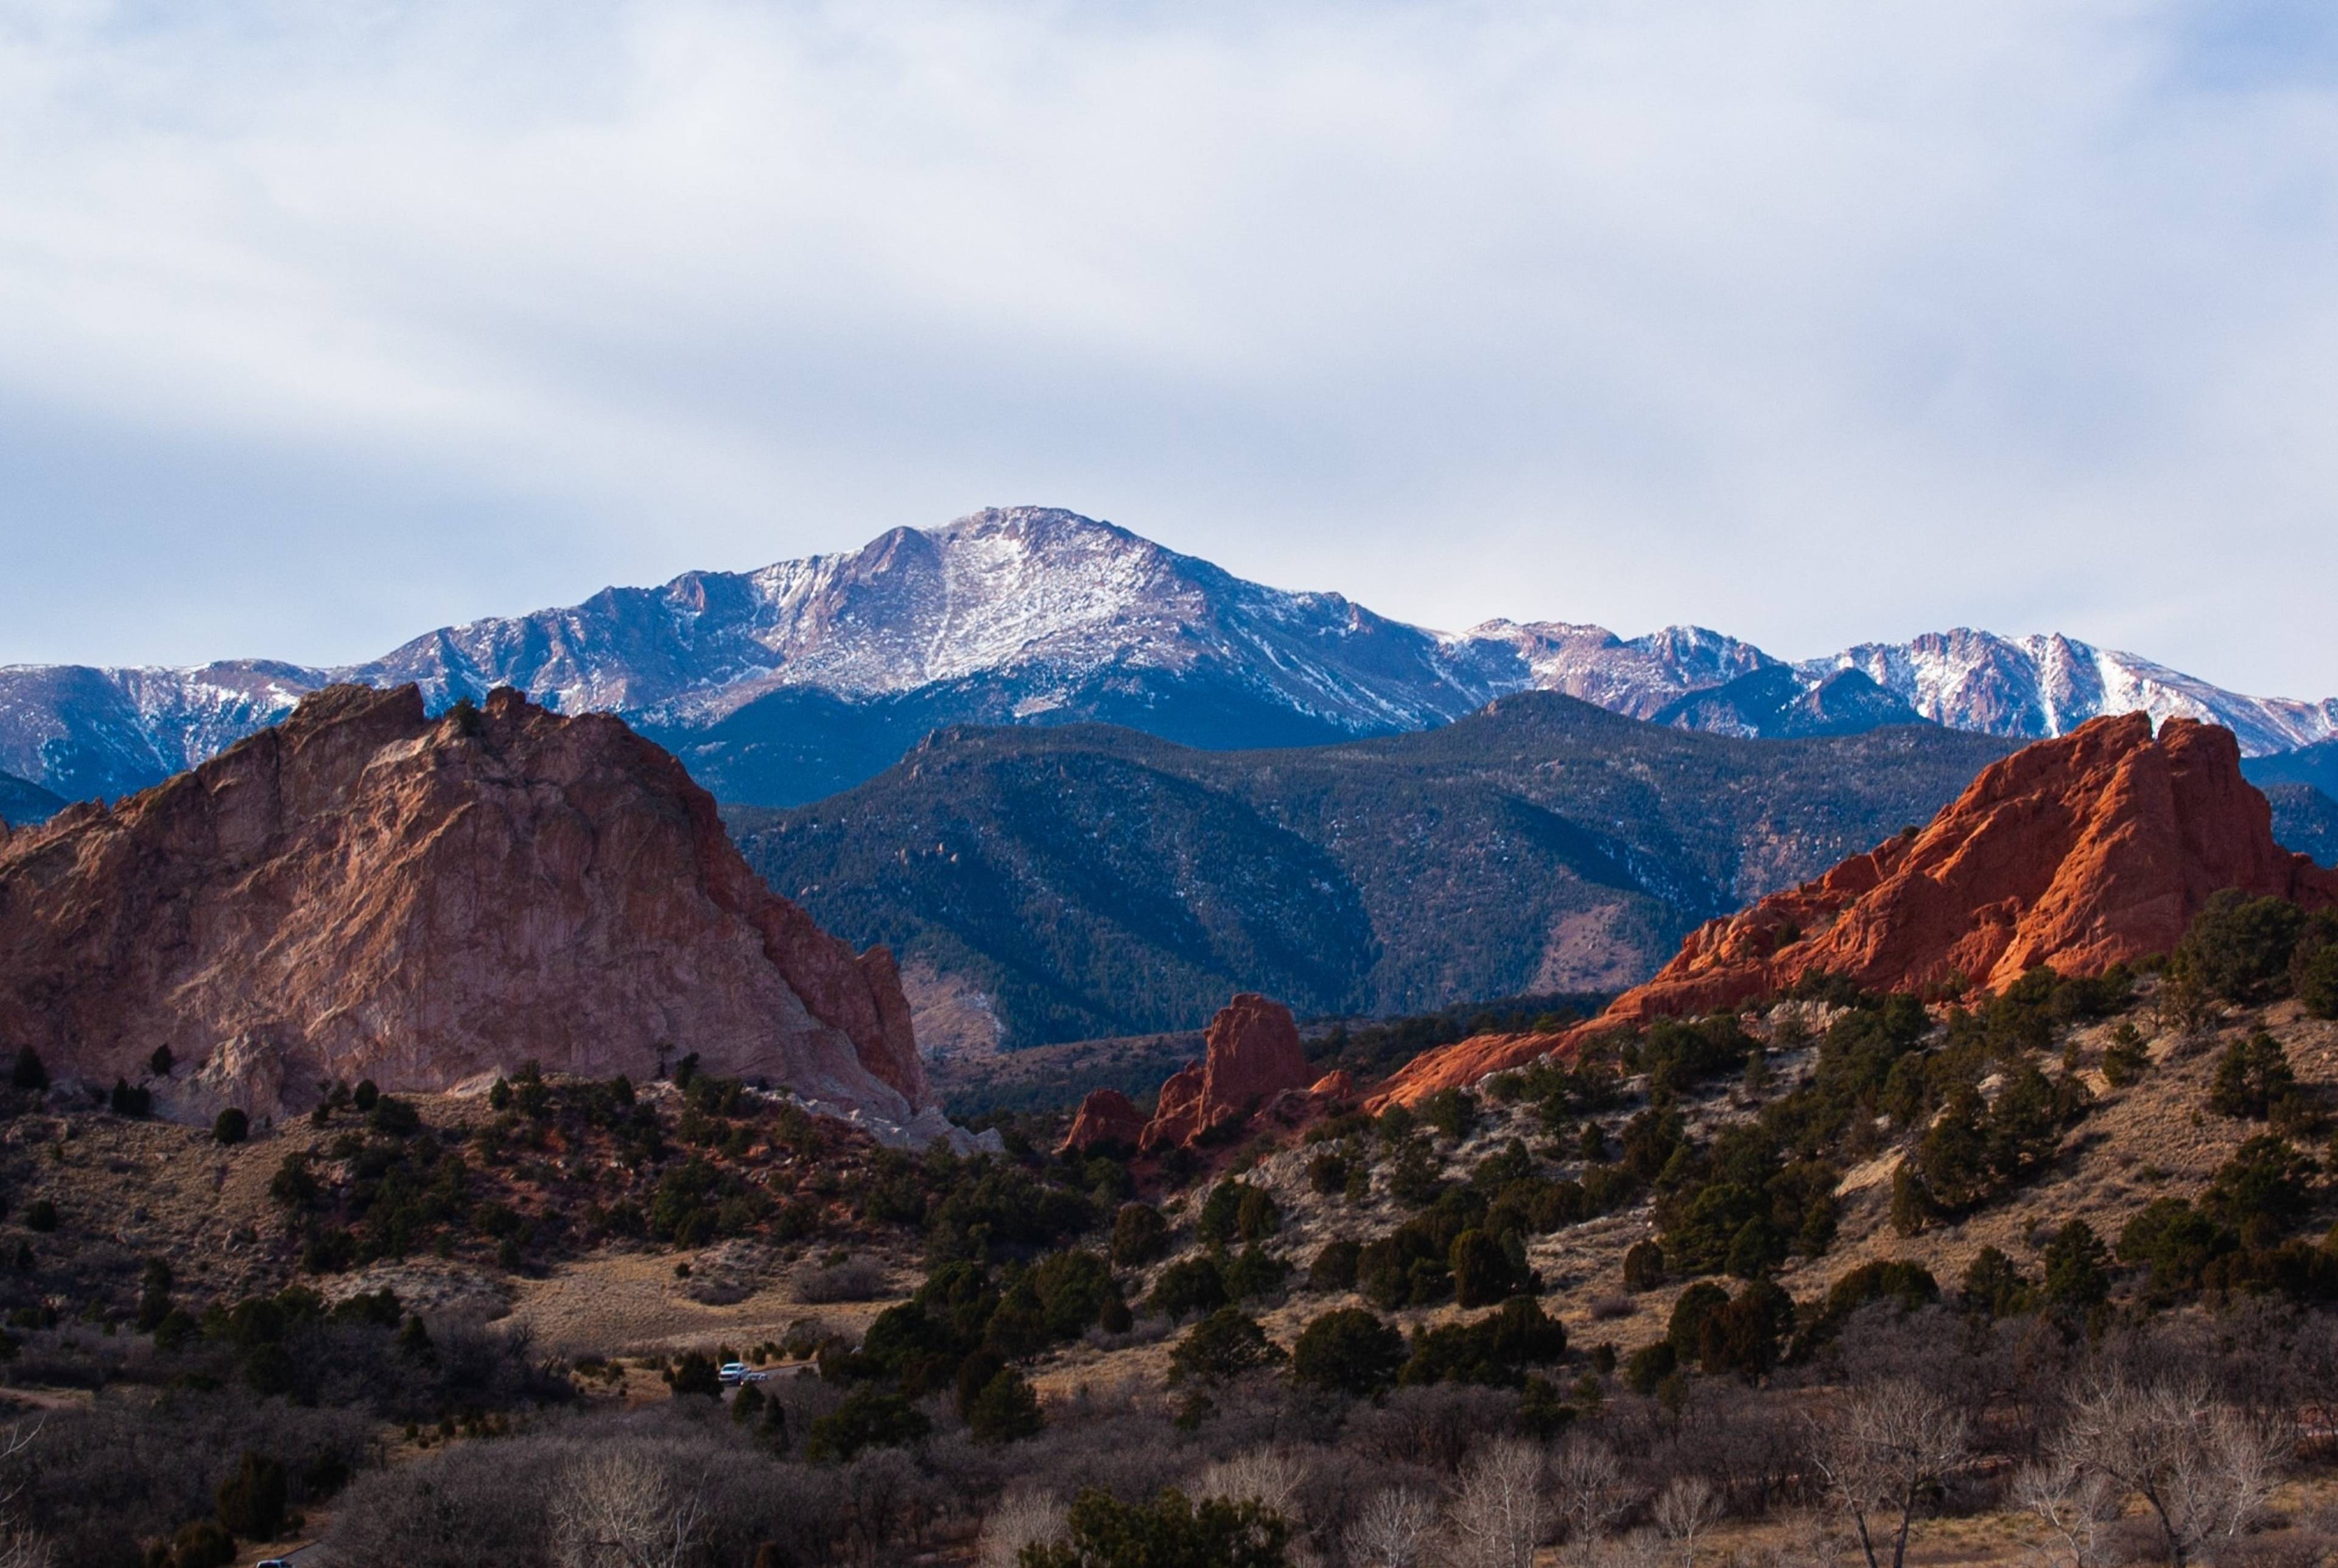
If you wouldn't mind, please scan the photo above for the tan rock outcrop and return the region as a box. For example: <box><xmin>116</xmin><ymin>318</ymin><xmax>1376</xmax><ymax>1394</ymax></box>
<box><xmin>1375</xmin><ymin>715</ymin><xmax>2338</xmax><ymax>1106</ymax></box>
<box><xmin>0</xmin><ymin>684</ymin><xmax>925</xmax><ymax>1121</ymax></box>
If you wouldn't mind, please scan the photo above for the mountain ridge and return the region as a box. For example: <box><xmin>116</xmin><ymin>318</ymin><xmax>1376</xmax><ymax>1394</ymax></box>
<box><xmin>726</xmin><ymin>693</ymin><xmax>2018</xmax><ymax>1049</ymax></box>
<box><xmin>4</xmin><ymin>506</ymin><xmax>2331</xmax><ymax>804</ymax></box>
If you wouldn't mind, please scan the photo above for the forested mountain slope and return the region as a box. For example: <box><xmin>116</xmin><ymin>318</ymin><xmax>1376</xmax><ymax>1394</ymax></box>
<box><xmin>729</xmin><ymin>695</ymin><xmax>2017</xmax><ymax>1048</ymax></box>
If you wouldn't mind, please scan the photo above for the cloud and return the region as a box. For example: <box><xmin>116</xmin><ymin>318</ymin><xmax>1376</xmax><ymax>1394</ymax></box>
<box><xmin>0</xmin><ymin>0</ymin><xmax>2333</xmax><ymax>698</ymax></box>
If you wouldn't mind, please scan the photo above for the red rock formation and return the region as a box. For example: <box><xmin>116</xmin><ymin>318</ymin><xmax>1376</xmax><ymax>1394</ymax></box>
<box><xmin>1058</xmin><ymin>994</ymin><xmax>1321</xmax><ymax>1157</ymax></box>
<box><xmin>1139</xmin><ymin>993</ymin><xmax>1312</xmax><ymax>1153</ymax></box>
<box><xmin>1375</xmin><ymin>715</ymin><xmax>2338</xmax><ymax>1107</ymax></box>
<box><xmin>1059</xmin><ymin>1088</ymin><xmax>1149</xmax><ymax>1155</ymax></box>
<box><xmin>0</xmin><ymin>684</ymin><xmax>926</xmax><ymax>1122</ymax></box>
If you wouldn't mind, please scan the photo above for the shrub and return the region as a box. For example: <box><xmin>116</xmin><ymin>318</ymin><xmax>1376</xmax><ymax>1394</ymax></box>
<box><xmin>1291</xmin><ymin>1307</ymin><xmax>1406</xmax><ymax>1396</ymax></box>
<box><xmin>1222</xmin><ymin>1246</ymin><xmax>1288</xmax><ymax>1301</ymax></box>
<box><xmin>967</xmin><ymin>1368</ymin><xmax>1045</xmax><ymax>1444</ymax></box>
<box><xmin>797</xmin><ymin>1256</ymin><xmax>888</xmax><ymax>1304</ymax></box>
<box><xmin>1384</xmin><ymin>1139</ymin><xmax>1445</xmax><ymax>1206</ymax></box>
<box><xmin>1621</xmin><ymin>1240</ymin><xmax>1665</xmax><ymax>1292</ymax></box>
<box><xmin>2040</xmin><ymin>1219</ymin><xmax>2111</xmax><ymax>1310</ymax></box>
<box><xmin>1422</xmin><ymin>1088</ymin><xmax>1478</xmax><ymax>1140</ymax></box>
<box><xmin>212</xmin><ymin>1108</ymin><xmax>250</xmax><ymax>1146</ymax></box>
<box><xmin>1307</xmin><ymin>1239</ymin><xmax>1360</xmax><ymax>1292</ymax></box>
<box><xmin>1660</xmin><ymin>1180</ymin><xmax>1768</xmax><ymax>1276</ymax></box>
<box><xmin>1399</xmin><ymin>1296</ymin><xmax>1566</xmax><ymax>1388</ymax></box>
<box><xmin>1666</xmin><ymin>1281</ymin><xmax>1730</xmax><ymax>1357</ymax></box>
<box><xmin>1961</xmin><ymin>1246</ymin><xmax>2032</xmax><ymax>1318</ymax></box>
<box><xmin>1111</xmin><ymin>1203</ymin><xmax>1169</xmax><ymax>1267</ymax></box>
<box><xmin>1147</xmin><ymin>1258</ymin><xmax>1229</xmax><ymax>1321</ymax></box>
<box><xmin>216</xmin><ymin>1449</ymin><xmax>288</xmax><ymax>1541</ymax></box>
<box><xmin>2102</xmin><ymin>1023</ymin><xmax>2150</xmax><ymax>1088</ymax></box>
<box><xmin>2181</xmin><ymin>891</ymin><xmax>2307</xmax><ymax>1004</ymax></box>
<box><xmin>1198</xmin><ymin>1181</ymin><xmax>1262</xmax><ymax>1248</ymax></box>
<box><xmin>1697</xmin><ymin>1280</ymin><xmax>1794</xmax><ymax>1376</ymax></box>
<box><xmin>2201</xmin><ymin>1135</ymin><xmax>2319</xmax><ymax>1240</ymax></box>
<box><xmin>23</xmin><ymin>1199</ymin><xmax>57</xmax><ymax>1233</ymax></box>
<box><xmin>2301</xmin><ymin>942</ymin><xmax>2338</xmax><ymax>1021</ymax></box>
<box><xmin>1029</xmin><ymin>1248</ymin><xmax>1115</xmax><ymax>1339</ymax></box>
<box><xmin>149</xmin><ymin>1044</ymin><xmax>175</xmax><ymax>1077</ymax></box>
<box><xmin>1622</xmin><ymin>1340</ymin><xmax>1677</xmax><ymax>1395</ymax></box>
<box><xmin>367</xmin><ymin>1095</ymin><xmax>421</xmax><ymax>1137</ymax></box>
<box><xmin>1168</xmin><ymin>1309</ymin><xmax>1285</xmax><ymax>1385</ymax></box>
<box><xmin>1019</xmin><ymin>1487</ymin><xmax>1289</xmax><ymax>1568</ymax></box>
<box><xmin>352</xmin><ymin>1079</ymin><xmax>380</xmax><ymax>1111</ymax></box>
<box><xmin>1236</xmin><ymin>1186</ymin><xmax>1280</xmax><ymax>1243</ymax></box>
<box><xmin>1448</xmin><ymin>1228</ymin><xmax>1531</xmax><ymax>1308</ymax></box>
<box><xmin>9</xmin><ymin>1046</ymin><xmax>46</xmax><ymax>1092</ymax></box>
<box><xmin>804</xmin><ymin>1388</ymin><xmax>930</xmax><ymax>1462</ymax></box>
<box><xmin>2118</xmin><ymin>1197</ymin><xmax>2234</xmax><ymax>1295</ymax></box>
<box><xmin>1306</xmin><ymin>1152</ymin><xmax>1349</xmax><ymax>1196</ymax></box>
<box><xmin>110</xmin><ymin>1077</ymin><xmax>152</xmax><ymax>1116</ymax></box>
<box><xmin>664</xmin><ymin>1351</ymin><xmax>722</xmax><ymax>1398</ymax></box>
<box><xmin>2210</xmin><ymin>1032</ymin><xmax>2300</xmax><ymax>1120</ymax></box>
<box><xmin>164</xmin><ymin>1520</ymin><xmax>237</xmax><ymax>1568</ymax></box>
<box><xmin>1795</xmin><ymin>1259</ymin><xmax>1938</xmax><ymax>1354</ymax></box>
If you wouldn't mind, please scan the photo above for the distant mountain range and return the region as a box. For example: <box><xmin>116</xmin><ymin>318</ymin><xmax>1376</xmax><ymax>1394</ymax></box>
<box><xmin>4</xmin><ymin>506</ymin><xmax>2334</xmax><ymax>806</ymax></box>
<box><xmin>0</xmin><ymin>769</ymin><xmax>63</xmax><ymax>828</ymax></box>
<box><xmin>724</xmin><ymin>693</ymin><xmax>2019</xmax><ymax>1051</ymax></box>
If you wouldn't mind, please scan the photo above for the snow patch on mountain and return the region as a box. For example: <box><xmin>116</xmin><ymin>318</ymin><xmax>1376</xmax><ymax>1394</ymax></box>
<box><xmin>1</xmin><ymin>506</ymin><xmax>2331</xmax><ymax>803</ymax></box>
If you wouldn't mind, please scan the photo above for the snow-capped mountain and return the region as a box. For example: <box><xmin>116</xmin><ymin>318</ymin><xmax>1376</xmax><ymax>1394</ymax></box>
<box><xmin>2</xmin><ymin>506</ymin><xmax>2332</xmax><ymax>805</ymax></box>
<box><xmin>1813</xmin><ymin>631</ymin><xmax>2338</xmax><ymax>758</ymax></box>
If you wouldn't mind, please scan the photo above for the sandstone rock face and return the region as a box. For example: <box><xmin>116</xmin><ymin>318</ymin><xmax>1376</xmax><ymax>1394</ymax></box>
<box><xmin>1139</xmin><ymin>993</ymin><xmax>1312</xmax><ymax>1153</ymax></box>
<box><xmin>1059</xmin><ymin>1088</ymin><xmax>1150</xmax><ymax>1155</ymax></box>
<box><xmin>1376</xmin><ymin>715</ymin><xmax>2338</xmax><ymax>1106</ymax></box>
<box><xmin>1056</xmin><ymin>994</ymin><xmax>1319</xmax><ymax>1157</ymax></box>
<box><xmin>0</xmin><ymin>685</ymin><xmax>927</xmax><ymax>1121</ymax></box>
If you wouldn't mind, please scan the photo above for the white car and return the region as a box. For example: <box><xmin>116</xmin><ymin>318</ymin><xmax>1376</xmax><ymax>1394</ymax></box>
<box><xmin>718</xmin><ymin>1361</ymin><xmax>748</xmax><ymax>1385</ymax></box>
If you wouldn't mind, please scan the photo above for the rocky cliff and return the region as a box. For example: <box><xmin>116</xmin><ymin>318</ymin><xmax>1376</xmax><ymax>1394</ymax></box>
<box><xmin>1375</xmin><ymin>714</ymin><xmax>2338</xmax><ymax>1105</ymax></box>
<box><xmin>0</xmin><ymin>684</ymin><xmax>927</xmax><ymax>1124</ymax></box>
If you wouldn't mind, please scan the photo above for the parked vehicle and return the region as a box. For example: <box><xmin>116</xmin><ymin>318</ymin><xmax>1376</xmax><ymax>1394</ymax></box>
<box><xmin>718</xmin><ymin>1361</ymin><xmax>748</xmax><ymax>1385</ymax></box>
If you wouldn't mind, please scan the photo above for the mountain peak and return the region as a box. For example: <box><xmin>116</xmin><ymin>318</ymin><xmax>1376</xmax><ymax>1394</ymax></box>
<box><xmin>1</xmin><ymin>506</ymin><xmax>2332</xmax><ymax>806</ymax></box>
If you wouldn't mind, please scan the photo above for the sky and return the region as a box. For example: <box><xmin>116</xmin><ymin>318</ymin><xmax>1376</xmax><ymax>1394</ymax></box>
<box><xmin>1</xmin><ymin>1</ymin><xmax>2334</xmax><ymax>698</ymax></box>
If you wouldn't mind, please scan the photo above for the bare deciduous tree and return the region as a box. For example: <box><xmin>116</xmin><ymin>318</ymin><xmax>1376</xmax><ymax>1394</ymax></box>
<box><xmin>2048</xmin><ymin>1374</ymin><xmax>2291</xmax><ymax>1567</ymax></box>
<box><xmin>1344</xmin><ymin>1487</ymin><xmax>1438</xmax><ymax>1568</ymax></box>
<box><xmin>1654</xmin><ymin>1475</ymin><xmax>1721</xmax><ymax>1567</ymax></box>
<box><xmin>2012</xmin><ymin>1459</ymin><xmax>2116</xmax><ymax>1568</ymax></box>
<box><xmin>0</xmin><ymin>1421</ymin><xmax>51</xmax><ymax>1568</ymax></box>
<box><xmin>1551</xmin><ymin>1437</ymin><xmax>1631</xmax><ymax>1552</ymax></box>
<box><xmin>1444</xmin><ymin>1438</ymin><xmax>1550</xmax><ymax>1568</ymax></box>
<box><xmin>1192</xmin><ymin>1446</ymin><xmax>1311</xmax><ymax>1527</ymax></box>
<box><xmin>977</xmin><ymin>1488</ymin><xmax>1067</xmax><ymax>1568</ymax></box>
<box><xmin>1806</xmin><ymin>1379</ymin><xmax>1970</xmax><ymax>1568</ymax></box>
<box><xmin>549</xmin><ymin>1449</ymin><xmax>705</xmax><ymax>1568</ymax></box>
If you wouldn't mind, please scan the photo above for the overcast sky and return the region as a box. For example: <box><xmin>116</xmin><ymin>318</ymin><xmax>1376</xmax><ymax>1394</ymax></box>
<box><xmin>1</xmin><ymin>1</ymin><xmax>2333</xmax><ymax>696</ymax></box>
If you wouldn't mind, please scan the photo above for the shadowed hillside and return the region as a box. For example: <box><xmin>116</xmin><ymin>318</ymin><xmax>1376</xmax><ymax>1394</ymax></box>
<box><xmin>729</xmin><ymin>695</ymin><xmax>2017</xmax><ymax>1048</ymax></box>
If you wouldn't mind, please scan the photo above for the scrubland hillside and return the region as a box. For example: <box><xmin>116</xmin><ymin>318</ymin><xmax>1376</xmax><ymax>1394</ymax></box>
<box><xmin>6</xmin><ymin>889</ymin><xmax>2338</xmax><ymax>1567</ymax></box>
